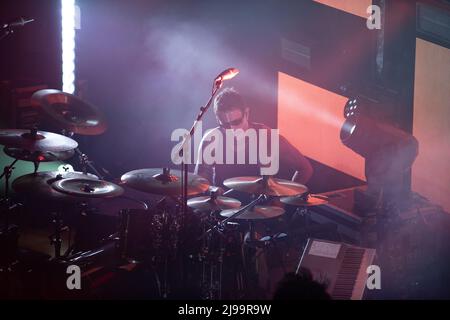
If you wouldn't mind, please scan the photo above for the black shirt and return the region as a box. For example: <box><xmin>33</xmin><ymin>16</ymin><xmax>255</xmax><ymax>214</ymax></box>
<box><xmin>194</xmin><ymin>122</ymin><xmax>313</xmax><ymax>188</ymax></box>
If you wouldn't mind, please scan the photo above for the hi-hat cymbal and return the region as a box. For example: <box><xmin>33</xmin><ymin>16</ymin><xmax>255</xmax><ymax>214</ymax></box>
<box><xmin>31</xmin><ymin>89</ymin><xmax>107</xmax><ymax>135</ymax></box>
<box><xmin>52</xmin><ymin>178</ymin><xmax>124</xmax><ymax>198</ymax></box>
<box><xmin>280</xmin><ymin>194</ymin><xmax>329</xmax><ymax>207</ymax></box>
<box><xmin>223</xmin><ymin>176</ymin><xmax>308</xmax><ymax>197</ymax></box>
<box><xmin>4</xmin><ymin>147</ymin><xmax>75</xmax><ymax>162</ymax></box>
<box><xmin>121</xmin><ymin>168</ymin><xmax>210</xmax><ymax>196</ymax></box>
<box><xmin>220</xmin><ymin>206</ymin><xmax>285</xmax><ymax>220</ymax></box>
<box><xmin>12</xmin><ymin>171</ymin><xmax>98</xmax><ymax>202</ymax></box>
<box><xmin>187</xmin><ymin>195</ymin><xmax>241</xmax><ymax>212</ymax></box>
<box><xmin>0</xmin><ymin>129</ymin><xmax>78</xmax><ymax>153</ymax></box>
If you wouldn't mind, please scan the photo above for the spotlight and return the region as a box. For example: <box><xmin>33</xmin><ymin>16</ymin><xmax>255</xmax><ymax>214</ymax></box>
<box><xmin>343</xmin><ymin>97</ymin><xmax>359</xmax><ymax>119</ymax></box>
<box><xmin>340</xmin><ymin>114</ymin><xmax>419</xmax><ymax>204</ymax></box>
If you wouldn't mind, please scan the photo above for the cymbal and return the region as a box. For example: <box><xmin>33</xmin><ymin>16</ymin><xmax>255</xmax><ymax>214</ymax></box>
<box><xmin>4</xmin><ymin>147</ymin><xmax>75</xmax><ymax>162</ymax></box>
<box><xmin>31</xmin><ymin>89</ymin><xmax>107</xmax><ymax>135</ymax></box>
<box><xmin>52</xmin><ymin>178</ymin><xmax>124</xmax><ymax>198</ymax></box>
<box><xmin>120</xmin><ymin>168</ymin><xmax>210</xmax><ymax>196</ymax></box>
<box><xmin>220</xmin><ymin>205</ymin><xmax>285</xmax><ymax>220</ymax></box>
<box><xmin>12</xmin><ymin>171</ymin><xmax>98</xmax><ymax>202</ymax></box>
<box><xmin>187</xmin><ymin>195</ymin><xmax>241</xmax><ymax>212</ymax></box>
<box><xmin>0</xmin><ymin>129</ymin><xmax>78</xmax><ymax>153</ymax></box>
<box><xmin>223</xmin><ymin>176</ymin><xmax>308</xmax><ymax>197</ymax></box>
<box><xmin>280</xmin><ymin>194</ymin><xmax>329</xmax><ymax>207</ymax></box>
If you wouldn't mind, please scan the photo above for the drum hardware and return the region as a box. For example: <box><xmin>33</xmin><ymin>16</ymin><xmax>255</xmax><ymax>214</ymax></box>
<box><xmin>0</xmin><ymin>158</ymin><xmax>22</xmax><ymax>246</ymax></box>
<box><xmin>3</xmin><ymin>147</ymin><xmax>75</xmax><ymax>163</ymax></box>
<box><xmin>121</xmin><ymin>168</ymin><xmax>209</xmax><ymax>197</ymax></box>
<box><xmin>50</xmin><ymin>178</ymin><xmax>124</xmax><ymax>199</ymax></box>
<box><xmin>1</xmin><ymin>158</ymin><xmax>18</xmax><ymax>201</ymax></box>
<box><xmin>187</xmin><ymin>191</ymin><xmax>241</xmax><ymax>213</ymax></box>
<box><xmin>0</xmin><ymin>128</ymin><xmax>78</xmax><ymax>153</ymax></box>
<box><xmin>196</xmin><ymin>193</ymin><xmax>275</xmax><ymax>299</ymax></box>
<box><xmin>12</xmin><ymin>171</ymin><xmax>99</xmax><ymax>203</ymax></box>
<box><xmin>30</xmin><ymin>88</ymin><xmax>110</xmax><ymax>178</ymax></box>
<box><xmin>31</xmin><ymin>89</ymin><xmax>108</xmax><ymax>136</ymax></box>
<box><xmin>223</xmin><ymin>175</ymin><xmax>308</xmax><ymax>197</ymax></box>
<box><xmin>58</xmin><ymin>130</ymin><xmax>107</xmax><ymax>180</ymax></box>
<box><xmin>48</xmin><ymin>211</ymin><xmax>69</xmax><ymax>259</ymax></box>
<box><xmin>281</xmin><ymin>192</ymin><xmax>334</xmax><ymax>245</ymax></box>
<box><xmin>217</xmin><ymin>194</ymin><xmax>268</xmax><ymax>226</ymax></box>
<box><xmin>280</xmin><ymin>193</ymin><xmax>329</xmax><ymax>207</ymax></box>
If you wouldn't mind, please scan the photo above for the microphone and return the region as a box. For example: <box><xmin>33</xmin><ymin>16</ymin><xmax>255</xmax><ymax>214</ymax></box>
<box><xmin>2</xmin><ymin>17</ymin><xmax>35</xmax><ymax>29</ymax></box>
<box><xmin>214</xmin><ymin>68</ymin><xmax>239</xmax><ymax>82</ymax></box>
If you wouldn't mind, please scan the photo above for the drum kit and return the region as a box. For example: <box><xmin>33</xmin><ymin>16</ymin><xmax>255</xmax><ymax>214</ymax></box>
<box><xmin>0</xmin><ymin>89</ymin><xmax>330</xmax><ymax>299</ymax></box>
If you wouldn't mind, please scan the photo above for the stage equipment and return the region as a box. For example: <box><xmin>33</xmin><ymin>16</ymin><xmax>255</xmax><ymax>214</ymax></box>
<box><xmin>31</xmin><ymin>89</ymin><xmax>107</xmax><ymax>135</ymax></box>
<box><xmin>340</xmin><ymin>112</ymin><xmax>418</xmax><ymax>204</ymax></box>
<box><xmin>223</xmin><ymin>176</ymin><xmax>308</xmax><ymax>197</ymax></box>
<box><xmin>297</xmin><ymin>238</ymin><xmax>376</xmax><ymax>300</ymax></box>
<box><xmin>121</xmin><ymin>168</ymin><xmax>209</xmax><ymax>197</ymax></box>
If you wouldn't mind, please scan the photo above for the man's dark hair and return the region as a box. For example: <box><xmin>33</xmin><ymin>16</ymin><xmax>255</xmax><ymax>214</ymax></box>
<box><xmin>273</xmin><ymin>269</ymin><xmax>331</xmax><ymax>300</ymax></box>
<box><xmin>213</xmin><ymin>87</ymin><xmax>247</xmax><ymax>113</ymax></box>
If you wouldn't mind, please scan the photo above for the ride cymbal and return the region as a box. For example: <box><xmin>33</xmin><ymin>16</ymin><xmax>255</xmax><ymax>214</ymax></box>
<box><xmin>121</xmin><ymin>168</ymin><xmax>210</xmax><ymax>196</ymax></box>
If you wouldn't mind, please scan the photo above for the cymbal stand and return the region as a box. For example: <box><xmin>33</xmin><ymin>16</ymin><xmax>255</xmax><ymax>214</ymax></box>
<box><xmin>60</xmin><ymin>130</ymin><xmax>107</xmax><ymax>179</ymax></box>
<box><xmin>48</xmin><ymin>211</ymin><xmax>68</xmax><ymax>259</ymax></box>
<box><xmin>75</xmin><ymin>148</ymin><xmax>104</xmax><ymax>179</ymax></box>
<box><xmin>0</xmin><ymin>24</ymin><xmax>14</xmax><ymax>41</ymax></box>
<box><xmin>198</xmin><ymin>208</ymin><xmax>227</xmax><ymax>300</ymax></box>
<box><xmin>0</xmin><ymin>158</ymin><xmax>19</xmax><ymax>230</ymax></box>
<box><xmin>201</xmin><ymin>194</ymin><xmax>268</xmax><ymax>239</ymax></box>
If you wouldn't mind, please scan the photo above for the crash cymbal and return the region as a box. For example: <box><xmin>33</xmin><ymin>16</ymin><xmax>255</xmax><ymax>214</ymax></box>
<box><xmin>187</xmin><ymin>195</ymin><xmax>241</xmax><ymax>212</ymax></box>
<box><xmin>12</xmin><ymin>171</ymin><xmax>98</xmax><ymax>202</ymax></box>
<box><xmin>52</xmin><ymin>178</ymin><xmax>124</xmax><ymax>198</ymax></box>
<box><xmin>0</xmin><ymin>129</ymin><xmax>78</xmax><ymax>153</ymax></box>
<box><xmin>223</xmin><ymin>176</ymin><xmax>308</xmax><ymax>197</ymax></box>
<box><xmin>4</xmin><ymin>147</ymin><xmax>75</xmax><ymax>162</ymax></box>
<box><xmin>31</xmin><ymin>89</ymin><xmax>107</xmax><ymax>135</ymax></box>
<box><xmin>220</xmin><ymin>205</ymin><xmax>285</xmax><ymax>220</ymax></box>
<box><xmin>280</xmin><ymin>194</ymin><xmax>329</xmax><ymax>207</ymax></box>
<box><xmin>120</xmin><ymin>168</ymin><xmax>210</xmax><ymax>196</ymax></box>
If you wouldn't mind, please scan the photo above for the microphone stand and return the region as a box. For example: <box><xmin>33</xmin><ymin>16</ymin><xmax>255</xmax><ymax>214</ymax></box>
<box><xmin>177</xmin><ymin>79</ymin><xmax>224</xmax><ymax>217</ymax></box>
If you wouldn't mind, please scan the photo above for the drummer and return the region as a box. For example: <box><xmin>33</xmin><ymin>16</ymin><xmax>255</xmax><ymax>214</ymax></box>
<box><xmin>194</xmin><ymin>87</ymin><xmax>313</xmax><ymax>196</ymax></box>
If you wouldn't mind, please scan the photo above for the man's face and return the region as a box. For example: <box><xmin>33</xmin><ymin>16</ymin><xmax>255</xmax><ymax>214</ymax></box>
<box><xmin>216</xmin><ymin>107</ymin><xmax>249</xmax><ymax>130</ymax></box>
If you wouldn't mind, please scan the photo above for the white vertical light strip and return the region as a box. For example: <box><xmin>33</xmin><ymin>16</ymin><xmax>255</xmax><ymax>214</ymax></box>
<box><xmin>61</xmin><ymin>0</ymin><xmax>76</xmax><ymax>94</ymax></box>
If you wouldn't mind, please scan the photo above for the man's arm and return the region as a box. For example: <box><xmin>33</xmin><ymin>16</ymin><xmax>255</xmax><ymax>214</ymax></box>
<box><xmin>279</xmin><ymin>135</ymin><xmax>313</xmax><ymax>184</ymax></box>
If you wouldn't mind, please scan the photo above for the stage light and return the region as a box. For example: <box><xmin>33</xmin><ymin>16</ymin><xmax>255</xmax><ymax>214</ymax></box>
<box><xmin>343</xmin><ymin>97</ymin><xmax>359</xmax><ymax>119</ymax></box>
<box><xmin>340</xmin><ymin>114</ymin><xmax>419</xmax><ymax>204</ymax></box>
<box><xmin>61</xmin><ymin>0</ymin><xmax>76</xmax><ymax>94</ymax></box>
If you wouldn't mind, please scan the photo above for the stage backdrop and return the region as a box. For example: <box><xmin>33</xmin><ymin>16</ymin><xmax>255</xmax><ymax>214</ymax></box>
<box><xmin>277</xmin><ymin>72</ymin><xmax>365</xmax><ymax>181</ymax></box>
<box><xmin>313</xmin><ymin>0</ymin><xmax>372</xmax><ymax>18</ymax></box>
<box><xmin>412</xmin><ymin>38</ymin><xmax>450</xmax><ymax>213</ymax></box>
